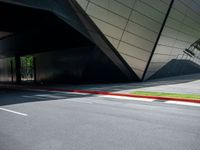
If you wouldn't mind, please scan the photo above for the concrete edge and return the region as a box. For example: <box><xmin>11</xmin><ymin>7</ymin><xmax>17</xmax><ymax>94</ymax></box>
<box><xmin>65</xmin><ymin>89</ymin><xmax>200</xmax><ymax>104</ymax></box>
<box><xmin>1</xmin><ymin>84</ymin><xmax>200</xmax><ymax>104</ymax></box>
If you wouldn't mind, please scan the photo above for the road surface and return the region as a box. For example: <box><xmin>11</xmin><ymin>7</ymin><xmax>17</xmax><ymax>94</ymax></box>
<box><xmin>0</xmin><ymin>88</ymin><xmax>200</xmax><ymax>150</ymax></box>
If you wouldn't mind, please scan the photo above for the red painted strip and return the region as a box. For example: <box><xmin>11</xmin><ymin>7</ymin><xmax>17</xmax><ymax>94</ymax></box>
<box><xmin>2</xmin><ymin>85</ymin><xmax>200</xmax><ymax>104</ymax></box>
<box><xmin>57</xmin><ymin>89</ymin><xmax>200</xmax><ymax>104</ymax></box>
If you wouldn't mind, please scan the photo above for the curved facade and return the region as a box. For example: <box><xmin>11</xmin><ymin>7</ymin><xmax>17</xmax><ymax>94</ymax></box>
<box><xmin>0</xmin><ymin>0</ymin><xmax>200</xmax><ymax>84</ymax></box>
<box><xmin>76</xmin><ymin>0</ymin><xmax>200</xmax><ymax>80</ymax></box>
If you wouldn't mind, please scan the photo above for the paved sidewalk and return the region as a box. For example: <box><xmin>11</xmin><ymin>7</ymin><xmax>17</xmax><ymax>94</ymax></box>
<box><xmin>1</xmin><ymin>73</ymin><xmax>200</xmax><ymax>105</ymax></box>
<box><xmin>46</xmin><ymin>73</ymin><xmax>200</xmax><ymax>95</ymax></box>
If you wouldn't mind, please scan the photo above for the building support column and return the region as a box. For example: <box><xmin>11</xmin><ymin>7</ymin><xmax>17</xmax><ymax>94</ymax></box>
<box><xmin>15</xmin><ymin>56</ymin><xmax>21</xmax><ymax>83</ymax></box>
<box><xmin>33</xmin><ymin>57</ymin><xmax>37</xmax><ymax>83</ymax></box>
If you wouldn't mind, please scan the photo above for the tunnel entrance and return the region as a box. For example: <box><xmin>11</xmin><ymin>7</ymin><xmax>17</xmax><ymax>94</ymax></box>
<box><xmin>0</xmin><ymin>1</ymin><xmax>137</xmax><ymax>84</ymax></box>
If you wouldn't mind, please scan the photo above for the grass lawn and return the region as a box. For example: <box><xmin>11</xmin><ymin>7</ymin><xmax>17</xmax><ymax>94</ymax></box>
<box><xmin>131</xmin><ymin>91</ymin><xmax>200</xmax><ymax>100</ymax></box>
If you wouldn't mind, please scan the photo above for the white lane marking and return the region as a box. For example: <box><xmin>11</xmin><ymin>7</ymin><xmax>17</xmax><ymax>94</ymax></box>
<box><xmin>165</xmin><ymin>101</ymin><xmax>200</xmax><ymax>107</ymax></box>
<box><xmin>34</xmin><ymin>94</ymin><xmax>63</xmax><ymax>99</ymax></box>
<box><xmin>0</xmin><ymin>107</ymin><xmax>28</xmax><ymax>116</ymax></box>
<box><xmin>91</xmin><ymin>99</ymin><xmax>123</xmax><ymax>105</ymax></box>
<box><xmin>22</xmin><ymin>91</ymin><xmax>89</xmax><ymax>99</ymax></box>
<box><xmin>22</xmin><ymin>95</ymin><xmax>93</xmax><ymax>104</ymax></box>
<box><xmin>61</xmin><ymin>99</ymin><xmax>93</xmax><ymax>104</ymax></box>
<box><xmin>99</xmin><ymin>95</ymin><xmax>156</xmax><ymax>102</ymax></box>
<box><xmin>44</xmin><ymin>91</ymin><xmax>90</xmax><ymax>95</ymax></box>
<box><xmin>63</xmin><ymin>92</ymin><xmax>90</xmax><ymax>95</ymax></box>
<box><xmin>21</xmin><ymin>88</ymin><xmax>90</xmax><ymax>95</ymax></box>
<box><xmin>22</xmin><ymin>95</ymin><xmax>47</xmax><ymax>99</ymax></box>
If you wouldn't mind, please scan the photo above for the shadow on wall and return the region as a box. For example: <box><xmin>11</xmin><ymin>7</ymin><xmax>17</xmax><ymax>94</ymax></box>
<box><xmin>37</xmin><ymin>73</ymin><xmax>200</xmax><ymax>93</ymax></box>
<box><xmin>149</xmin><ymin>59</ymin><xmax>200</xmax><ymax>80</ymax></box>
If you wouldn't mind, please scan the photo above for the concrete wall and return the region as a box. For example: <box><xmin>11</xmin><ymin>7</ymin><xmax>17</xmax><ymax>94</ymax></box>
<box><xmin>76</xmin><ymin>0</ymin><xmax>200</xmax><ymax>80</ymax></box>
<box><xmin>0</xmin><ymin>58</ymin><xmax>15</xmax><ymax>82</ymax></box>
<box><xmin>145</xmin><ymin>0</ymin><xmax>200</xmax><ymax>79</ymax></box>
<box><xmin>1</xmin><ymin>0</ymin><xmax>200</xmax><ymax>84</ymax></box>
<box><xmin>34</xmin><ymin>47</ymin><xmax>129</xmax><ymax>84</ymax></box>
<box><xmin>76</xmin><ymin>0</ymin><xmax>171</xmax><ymax>78</ymax></box>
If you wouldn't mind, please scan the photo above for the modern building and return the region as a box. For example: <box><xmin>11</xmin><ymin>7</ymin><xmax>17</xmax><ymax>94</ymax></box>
<box><xmin>0</xmin><ymin>0</ymin><xmax>200</xmax><ymax>84</ymax></box>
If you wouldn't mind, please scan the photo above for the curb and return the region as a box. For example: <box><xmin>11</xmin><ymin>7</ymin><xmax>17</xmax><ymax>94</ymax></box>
<box><xmin>1</xmin><ymin>84</ymin><xmax>200</xmax><ymax>104</ymax></box>
<box><xmin>65</xmin><ymin>89</ymin><xmax>200</xmax><ymax>104</ymax></box>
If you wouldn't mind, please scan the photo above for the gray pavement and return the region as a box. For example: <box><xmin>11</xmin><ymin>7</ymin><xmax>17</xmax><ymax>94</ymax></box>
<box><xmin>48</xmin><ymin>73</ymin><xmax>200</xmax><ymax>95</ymax></box>
<box><xmin>0</xmin><ymin>88</ymin><xmax>200</xmax><ymax>150</ymax></box>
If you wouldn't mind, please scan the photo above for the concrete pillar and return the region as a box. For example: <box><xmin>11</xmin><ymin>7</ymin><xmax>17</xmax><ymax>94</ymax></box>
<box><xmin>33</xmin><ymin>57</ymin><xmax>36</xmax><ymax>83</ymax></box>
<box><xmin>15</xmin><ymin>56</ymin><xmax>21</xmax><ymax>83</ymax></box>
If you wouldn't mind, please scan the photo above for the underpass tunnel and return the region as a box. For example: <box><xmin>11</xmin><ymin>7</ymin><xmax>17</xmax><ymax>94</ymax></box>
<box><xmin>0</xmin><ymin>1</ymin><xmax>95</xmax><ymax>84</ymax></box>
<box><xmin>0</xmin><ymin>1</ymin><xmax>139</xmax><ymax>84</ymax></box>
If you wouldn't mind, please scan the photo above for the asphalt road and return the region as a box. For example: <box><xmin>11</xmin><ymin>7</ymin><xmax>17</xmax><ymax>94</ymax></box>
<box><xmin>0</xmin><ymin>88</ymin><xmax>200</xmax><ymax>150</ymax></box>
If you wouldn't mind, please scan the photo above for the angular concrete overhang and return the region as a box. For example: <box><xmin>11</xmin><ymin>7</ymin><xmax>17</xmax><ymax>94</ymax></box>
<box><xmin>0</xmin><ymin>0</ymin><xmax>140</xmax><ymax>83</ymax></box>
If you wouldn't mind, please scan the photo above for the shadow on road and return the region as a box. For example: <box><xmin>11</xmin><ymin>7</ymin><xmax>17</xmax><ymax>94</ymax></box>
<box><xmin>0</xmin><ymin>73</ymin><xmax>200</xmax><ymax>106</ymax></box>
<box><xmin>0</xmin><ymin>88</ymin><xmax>93</xmax><ymax>106</ymax></box>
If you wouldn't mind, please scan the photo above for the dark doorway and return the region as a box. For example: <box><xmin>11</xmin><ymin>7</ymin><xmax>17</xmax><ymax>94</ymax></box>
<box><xmin>20</xmin><ymin>56</ymin><xmax>34</xmax><ymax>82</ymax></box>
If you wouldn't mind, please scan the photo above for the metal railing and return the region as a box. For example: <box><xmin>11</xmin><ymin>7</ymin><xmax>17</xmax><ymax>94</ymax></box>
<box><xmin>175</xmin><ymin>39</ymin><xmax>200</xmax><ymax>65</ymax></box>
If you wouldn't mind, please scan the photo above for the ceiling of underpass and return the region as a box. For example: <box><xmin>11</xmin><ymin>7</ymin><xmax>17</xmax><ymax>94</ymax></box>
<box><xmin>0</xmin><ymin>1</ymin><xmax>94</xmax><ymax>58</ymax></box>
<box><xmin>0</xmin><ymin>0</ymin><xmax>140</xmax><ymax>82</ymax></box>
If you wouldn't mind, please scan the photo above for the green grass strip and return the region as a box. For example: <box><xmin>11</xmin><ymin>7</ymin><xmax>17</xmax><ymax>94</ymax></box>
<box><xmin>131</xmin><ymin>91</ymin><xmax>200</xmax><ymax>100</ymax></box>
